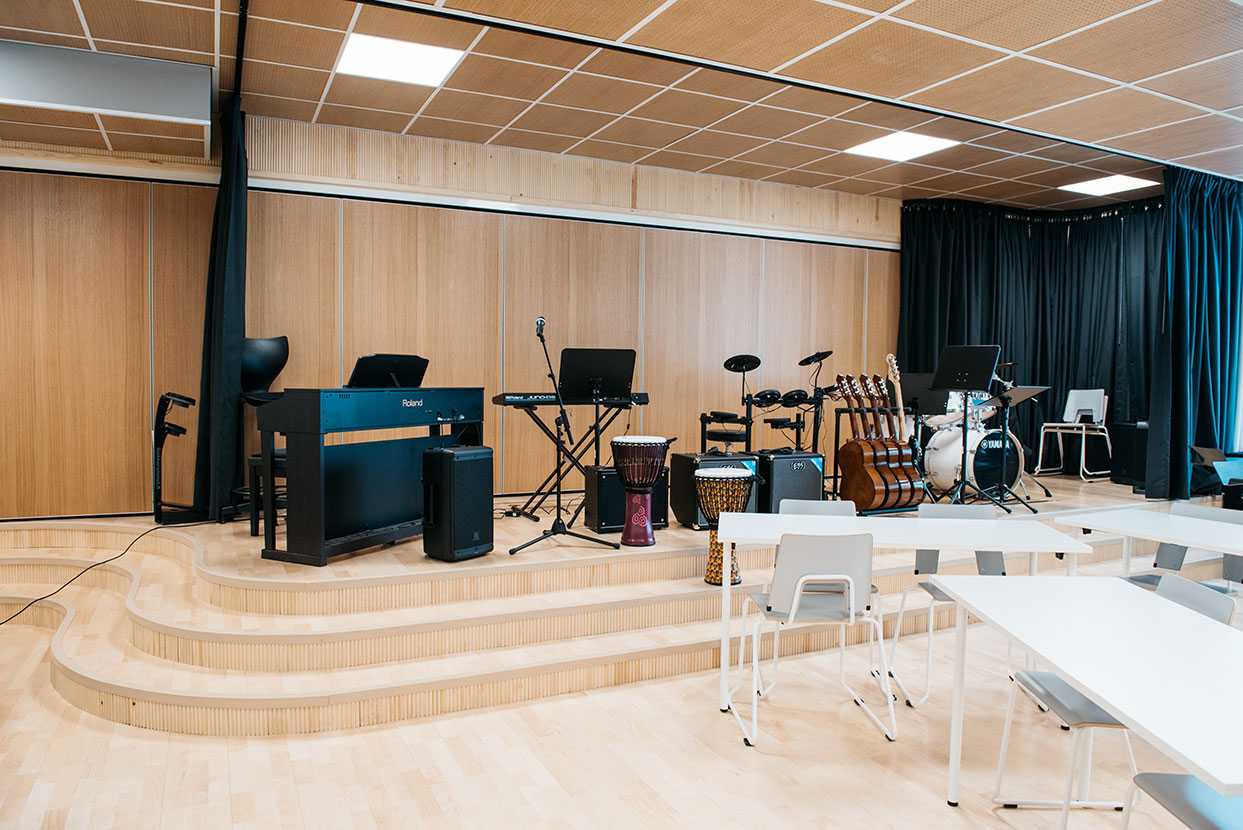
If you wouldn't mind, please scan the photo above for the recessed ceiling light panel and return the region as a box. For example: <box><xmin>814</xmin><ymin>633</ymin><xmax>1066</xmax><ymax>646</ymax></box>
<box><xmin>842</xmin><ymin>131</ymin><xmax>960</xmax><ymax>162</ymax></box>
<box><xmin>1058</xmin><ymin>174</ymin><xmax>1160</xmax><ymax>196</ymax></box>
<box><xmin>337</xmin><ymin>33</ymin><xmax>464</xmax><ymax>87</ymax></box>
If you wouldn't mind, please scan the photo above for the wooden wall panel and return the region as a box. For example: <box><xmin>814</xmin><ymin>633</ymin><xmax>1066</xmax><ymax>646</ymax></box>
<box><xmin>501</xmin><ymin>217</ymin><xmax>642</xmax><ymax>493</ymax></box>
<box><xmin>0</xmin><ymin>171</ymin><xmax>150</xmax><ymax>517</ymax></box>
<box><xmin>152</xmin><ymin>184</ymin><xmax>215</xmax><ymax>506</ymax></box>
<box><xmin>342</xmin><ymin>201</ymin><xmax>501</xmax><ymax>468</ymax></box>
<box><xmin>865</xmin><ymin>250</ymin><xmax>901</xmax><ymax>373</ymax></box>
<box><xmin>642</xmin><ymin>230</ymin><xmax>764</xmax><ymax>456</ymax></box>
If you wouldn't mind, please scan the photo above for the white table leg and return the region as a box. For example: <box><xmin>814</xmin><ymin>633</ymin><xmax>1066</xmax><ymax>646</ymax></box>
<box><xmin>1028</xmin><ymin>552</ymin><xmax>1038</xmax><ymax>576</ymax></box>
<box><xmin>948</xmin><ymin>603</ymin><xmax>968</xmax><ymax>807</ymax></box>
<box><xmin>1122</xmin><ymin>536</ymin><xmax>1133</xmax><ymax>576</ymax></box>
<box><xmin>1068</xmin><ymin>551</ymin><xmax>1078</xmax><ymax>577</ymax></box>
<box><xmin>719</xmin><ymin>541</ymin><xmax>732</xmax><ymax>712</ymax></box>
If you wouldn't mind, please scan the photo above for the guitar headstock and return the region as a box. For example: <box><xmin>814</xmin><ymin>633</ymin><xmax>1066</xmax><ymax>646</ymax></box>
<box><xmin>859</xmin><ymin>375</ymin><xmax>876</xmax><ymax>402</ymax></box>
<box><xmin>885</xmin><ymin>353</ymin><xmax>901</xmax><ymax>386</ymax></box>
<box><xmin>871</xmin><ymin>374</ymin><xmax>889</xmax><ymax>403</ymax></box>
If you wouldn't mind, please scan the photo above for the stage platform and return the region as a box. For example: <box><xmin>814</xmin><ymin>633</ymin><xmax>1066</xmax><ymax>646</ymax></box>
<box><xmin>0</xmin><ymin>477</ymin><xmax>1218</xmax><ymax>737</ymax></box>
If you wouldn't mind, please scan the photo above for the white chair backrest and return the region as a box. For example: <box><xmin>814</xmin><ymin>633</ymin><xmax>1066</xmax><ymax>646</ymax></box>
<box><xmin>767</xmin><ymin>533</ymin><xmax>873</xmax><ymax>619</ymax></box>
<box><xmin>917</xmin><ymin>502</ymin><xmax>1003</xmax><ymax>575</ymax></box>
<box><xmin>1155</xmin><ymin>574</ymin><xmax>1235</xmax><ymax>624</ymax></box>
<box><xmin>780</xmin><ymin>499</ymin><xmax>856</xmax><ymax>516</ymax></box>
<box><xmin>1170</xmin><ymin>502</ymin><xmax>1243</xmax><ymax>525</ymax></box>
<box><xmin>917</xmin><ymin>503</ymin><xmax>998</xmax><ymax>520</ymax></box>
<box><xmin>1061</xmin><ymin>389</ymin><xmax>1106</xmax><ymax>424</ymax></box>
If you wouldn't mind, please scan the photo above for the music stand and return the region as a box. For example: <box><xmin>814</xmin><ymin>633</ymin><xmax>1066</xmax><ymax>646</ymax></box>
<box><xmin>560</xmin><ymin>347</ymin><xmax>636</xmax><ymax>467</ymax></box>
<box><xmin>978</xmin><ymin>385</ymin><xmax>1048</xmax><ymax>514</ymax></box>
<box><xmin>931</xmin><ymin>345</ymin><xmax>1008</xmax><ymax>512</ymax></box>
<box><xmin>346</xmin><ymin>354</ymin><xmax>429</xmax><ymax>388</ymax></box>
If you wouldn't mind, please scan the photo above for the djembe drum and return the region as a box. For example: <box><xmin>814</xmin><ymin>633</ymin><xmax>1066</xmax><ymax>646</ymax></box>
<box><xmin>611</xmin><ymin>436</ymin><xmax>671</xmax><ymax>547</ymax></box>
<box><xmin>694</xmin><ymin>467</ymin><xmax>754</xmax><ymax>586</ymax></box>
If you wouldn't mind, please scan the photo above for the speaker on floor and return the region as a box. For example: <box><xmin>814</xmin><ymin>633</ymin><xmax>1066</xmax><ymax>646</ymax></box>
<box><xmin>755</xmin><ymin>450</ymin><xmax>825</xmax><ymax>513</ymax></box>
<box><xmin>669</xmin><ymin>451</ymin><xmax>758</xmax><ymax>529</ymax></box>
<box><xmin>423</xmin><ymin>446</ymin><xmax>493</xmax><ymax>562</ymax></box>
<box><xmin>583</xmin><ymin>465</ymin><xmax>668</xmax><ymax>534</ymax></box>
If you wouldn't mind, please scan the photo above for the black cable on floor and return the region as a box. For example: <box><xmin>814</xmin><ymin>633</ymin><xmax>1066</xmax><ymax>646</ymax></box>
<box><xmin>0</xmin><ymin>520</ymin><xmax>213</xmax><ymax>628</ymax></box>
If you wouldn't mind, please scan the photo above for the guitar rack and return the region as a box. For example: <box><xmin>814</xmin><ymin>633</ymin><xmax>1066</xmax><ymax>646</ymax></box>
<box><xmin>826</xmin><ymin>404</ymin><xmax>919</xmax><ymax>513</ymax></box>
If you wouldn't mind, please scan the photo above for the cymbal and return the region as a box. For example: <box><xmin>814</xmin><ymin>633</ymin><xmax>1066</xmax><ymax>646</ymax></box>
<box><xmin>797</xmin><ymin>349</ymin><xmax>833</xmax><ymax>367</ymax></box>
<box><xmin>723</xmin><ymin>353</ymin><xmax>761</xmax><ymax>373</ymax></box>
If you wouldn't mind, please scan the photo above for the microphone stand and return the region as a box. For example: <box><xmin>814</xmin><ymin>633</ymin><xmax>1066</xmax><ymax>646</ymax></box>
<box><xmin>510</xmin><ymin>323</ymin><xmax>618</xmax><ymax>555</ymax></box>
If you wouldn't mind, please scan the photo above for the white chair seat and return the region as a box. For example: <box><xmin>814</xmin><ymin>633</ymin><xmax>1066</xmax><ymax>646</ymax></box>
<box><xmin>1015</xmin><ymin>671</ymin><xmax>1123</xmax><ymax>729</ymax></box>
<box><xmin>745</xmin><ymin>585</ymin><xmax>878</xmax><ymax>623</ymax></box>
<box><xmin>1132</xmin><ymin>773</ymin><xmax>1243</xmax><ymax>830</ymax></box>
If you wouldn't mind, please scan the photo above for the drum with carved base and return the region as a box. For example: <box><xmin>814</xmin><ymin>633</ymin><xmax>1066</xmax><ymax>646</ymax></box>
<box><xmin>693</xmin><ymin>467</ymin><xmax>754</xmax><ymax>585</ymax></box>
<box><xmin>611</xmin><ymin>436</ymin><xmax>671</xmax><ymax>547</ymax></box>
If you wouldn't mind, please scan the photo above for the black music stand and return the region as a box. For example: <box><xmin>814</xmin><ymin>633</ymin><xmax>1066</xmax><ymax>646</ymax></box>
<box><xmin>346</xmin><ymin>354</ymin><xmax>429</xmax><ymax>388</ymax></box>
<box><xmin>510</xmin><ymin>335</ymin><xmax>621</xmax><ymax>555</ymax></box>
<box><xmin>931</xmin><ymin>345</ymin><xmax>1008</xmax><ymax>512</ymax></box>
<box><xmin>978</xmin><ymin>385</ymin><xmax>1048</xmax><ymax>514</ymax></box>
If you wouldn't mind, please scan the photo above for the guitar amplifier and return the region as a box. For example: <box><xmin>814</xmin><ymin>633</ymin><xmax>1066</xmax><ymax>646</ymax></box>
<box><xmin>423</xmin><ymin>446</ymin><xmax>493</xmax><ymax>562</ymax></box>
<box><xmin>670</xmin><ymin>451</ymin><xmax>758</xmax><ymax>529</ymax></box>
<box><xmin>755</xmin><ymin>450</ymin><xmax>825</xmax><ymax>513</ymax></box>
<box><xmin>583</xmin><ymin>466</ymin><xmax>668</xmax><ymax>533</ymax></box>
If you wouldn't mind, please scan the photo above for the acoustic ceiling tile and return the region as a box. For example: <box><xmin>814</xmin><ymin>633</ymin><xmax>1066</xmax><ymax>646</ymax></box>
<box><xmin>1029</xmin><ymin>0</ymin><xmax>1243</xmax><ymax>82</ymax></box>
<box><xmin>1012</xmin><ymin>187</ymin><xmax>1082</xmax><ymax>208</ymax></box>
<box><xmin>712</xmin><ymin>105</ymin><xmax>820</xmax><ymax>139</ymax></box>
<box><xmin>1140</xmin><ymin>53</ymin><xmax>1243</xmax><ymax>111</ymax></box>
<box><xmin>915</xmin><ymin>142</ymin><xmax>1009</xmax><ymax>170</ymax></box>
<box><xmin>97</xmin><ymin>40</ymin><xmax>214</xmax><ymax>63</ymax></box>
<box><xmin>491</xmin><ymin>128</ymin><xmax>579</xmax><ymax>152</ymax></box>
<box><xmin>511</xmin><ymin>103</ymin><xmax>616</xmax><ymax>137</ymax></box>
<box><xmin>406</xmin><ymin>116</ymin><xmax>498</xmax><ymax>142</ymax></box>
<box><xmin>858</xmin><ymin>162</ymin><xmax>944</xmax><ymax>185</ymax></box>
<box><xmin>326</xmin><ymin>74</ymin><xmax>435</xmax><ymax>113</ymax></box>
<box><xmin>421</xmin><ymin>89</ymin><xmax>529</xmax><ymax>126</ymax></box>
<box><xmin>593</xmin><ymin>117</ymin><xmax>696</xmax><ymax>148</ymax></box>
<box><xmin>871</xmin><ymin>185</ymin><xmax>946</xmax><ymax>201</ymax></box>
<box><xmin>785</xmin><ymin>118</ymin><xmax>888</xmax><ymax>150</ymax></box>
<box><xmin>916</xmin><ymin>117</ymin><xmax>1004</xmax><ymax>143</ymax></box>
<box><xmin>1081</xmin><ymin>156</ymin><xmax>1163</xmax><ymax>175</ymax></box>
<box><xmin>630</xmin><ymin>90</ymin><xmax>746</xmax><ymax>127</ymax></box>
<box><xmin>1027</xmin><ymin>142</ymin><xmax>1112</xmax><ymax>163</ymax></box>
<box><xmin>1010</xmin><ymin>88</ymin><xmax>1203</xmax><ymax>143</ymax></box>
<box><xmin>642</xmin><ymin>150</ymin><xmax>719</xmax><ymax>172</ymax></box>
<box><xmin>966</xmin><ymin>154</ymin><xmax>1064</xmax><ymax>179</ymax></box>
<box><xmin>447</xmin><ymin>54</ymin><xmax>567</xmax><ymax>100</ymax></box>
<box><xmin>704</xmin><ymin>159</ymin><xmax>785</xmax><ymax>179</ymax></box>
<box><xmin>911</xmin><ymin>170</ymin><xmax>997</xmax><ymax>191</ymax></box>
<box><xmin>628</xmin><ymin>0</ymin><xmax>868</xmax><ymax>70</ymax></box>
<box><xmin>761</xmin><ymin>87</ymin><xmax>861</xmax><ymax>117</ymax></box>
<box><xmin>842</xmin><ymin>102</ymin><xmax>938</xmax><ymax>131</ymax></box>
<box><xmin>826</xmin><ymin>177</ymin><xmax>892</xmax><ymax>195</ymax></box>
<box><xmin>317</xmin><ymin>105</ymin><xmax>413</xmax><ymax>132</ymax></box>
<box><xmin>353</xmin><ymin>6</ymin><xmax>482</xmax><ymax>48</ymax></box>
<box><xmin>957</xmin><ymin>179</ymin><xmax>1046</xmax><ymax>200</ymax></box>
<box><xmin>249</xmin><ymin>0</ymin><xmax>355</xmax><ymax>29</ymax></box>
<box><xmin>0</xmin><ymin>104</ymin><xmax>97</xmax><ymax>130</ymax></box>
<box><xmin>0</xmin><ymin>27</ymin><xmax>88</xmax><ymax>48</ymax></box>
<box><xmin>80</xmin><ymin>0</ymin><xmax>216</xmax><ymax>53</ymax></box>
<box><xmin>571</xmin><ymin>140</ymin><xmax>652</xmax><ymax>163</ymax></box>
<box><xmin>239</xmin><ymin>93</ymin><xmax>318</xmax><ymax>121</ymax></box>
<box><xmin>243</xmin><ymin>17</ymin><xmax>345</xmax><ymax>69</ymax></box>
<box><xmin>785</xmin><ymin>21</ymin><xmax>999</xmax><ymax>99</ymax></box>
<box><xmin>107</xmin><ymin>132</ymin><xmax>203</xmax><ymax>156</ymax></box>
<box><xmin>1181</xmin><ymin>146</ymin><xmax>1243</xmax><ymax>177</ymax></box>
<box><xmin>472</xmin><ymin>28</ymin><xmax>594</xmax><ymax>68</ymax></box>
<box><xmin>1016</xmin><ymin>164</ymin><xmax>1105</xmax><ymax>187</ymax></box>
<box><xmin>764</xmin><ymin>168</ymin><xmax>842</xmax><ymax>187</ymax></box>
<box><xmin>908</xmin><ymin>57</ymin><xmax>1113</xmax><ymax>121</ymax></box>
<box><xmin>239</xmin><ymin>60</ymin><xmax>330</xmax><ymax>102</ymax></box>
<box><xmin>738</xmin><ymin>141</ymin><xmax>830</xmax><ymax>167</ymax></box>
<box><xmin>443</xmin><ymin>0</ymin><xmax>667</xmax><ymax>39</ymax></box>
<box><xmin>540</xmin><ymin>73</ymin><xmax>656</xmax><ymax>113</ymax></box>
<box><xmin>894</xmin><ymin>0</ymin><xmax>1149</xmax><ymax>51</ymax></box>
<box><xmin>580</xmin><ymin>50</ymin><xmax>691</xmax><ymax>86</ymax></box>
<box><xmin>0</xmin><ymin>0</ymin><xmax>83</xmax><ymax>34</ymax></box>
<box><xmin>1108</xmin><ymin>114</ymin><xmax>1243</xmax><ymax>159</ymax></box>
<box><xmin>0</xmin><ymin>122</ymin><xmax>105</xmax><ymax>149</ymax></box>
<box><xmin>970</xmin><ymin>129</ymin><xmax>1060</xmax><ymax>153</ymax></box>
<box><xmin>673</xmin><ymin>69</ymin><xmax>787</xmax><ymax>101</ymax></box>
<box><xmin>101</xmin><ymin>115</ymin><xmax>204</xmax><ymax>139</ymax></box>
<box><xmin>666</xmin><ymin>130</ymin><xmax>767</xmax><ymax>157</ymax></box>
<box><xmin>800</xmin><ymin>152</ymin><xmax>891</xmax><ymax>177</ymax></box>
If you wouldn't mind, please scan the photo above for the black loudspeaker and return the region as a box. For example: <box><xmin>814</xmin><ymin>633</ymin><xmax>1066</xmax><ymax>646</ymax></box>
<box><xmin>755</xmin><ymin>450</ymin><xmax>825</xmax><ymax>513</ymax></box>
<box><xmin>583</xmin><ymin>466</ymin><xmax>669</xmax><ymax>534</ymax></box>
<box><xmin>423</xmin><ymin>446</ymin><xmax>493</xmax><ymax>562</ymax></box>
<box><xmin>1109</xmin><ymin>421</ymin><xmax>1149</xmax><ymax>492</ymax></box>
<box><xmin>670</xmin><ymin>451</ymin><xmax>758</xmax><ymax>529</ymax></box>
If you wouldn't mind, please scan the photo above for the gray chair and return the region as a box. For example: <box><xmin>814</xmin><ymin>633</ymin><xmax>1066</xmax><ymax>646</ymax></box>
<box><xmin>998</xmin><ymin>574</ymin><xmax>1234</xmax><ymax>828</ymax></box>
<box><xmin>1122</xmin><ymin>773</ymin><xmax>1243</xmax><ymax>830</ymax></box>
<box><xmin>886</xmin><ymin>503</ymin><xmax>1001</xmax><ymax>708</ymax></box>
<box><xmin>1035</xmin><ymin>389</ymin><xmax>1112</xmax><ymax>480</ymax></box>
<box><xmin>739</xmin><ymin>533</ymin><xmax>897</xmax><ymax>744</ymax></box>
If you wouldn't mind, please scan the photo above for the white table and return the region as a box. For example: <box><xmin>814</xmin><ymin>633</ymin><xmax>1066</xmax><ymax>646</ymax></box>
<box><xmin>1056</xmin><ymin>507</ymin><xmax>1243</xmax><ymax>575</ymax></box>
<box><xmin>931</xmin><ymin>575</ymin><xmax>1243</xmax><ymax>807</ymax></box>
<box><xmin>713</xmin><ymin>513</ymin><xmax>1091</xmax><ymax>726</ymax></box>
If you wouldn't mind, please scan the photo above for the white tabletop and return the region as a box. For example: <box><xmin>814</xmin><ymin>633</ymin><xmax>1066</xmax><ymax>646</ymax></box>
<box><xmin>1055</xmin><ymin>508</ymin><xmax>1243</xmax><ymax>555</ymax></box>
<box><xmin>715</xmin><ymin>513</ymin><xmax>1091</xmax><ymax>554</ymax></box>
<box><xmin>932</xmin><ymin>575</ymin><xmax>1243</xmax><ymax>794</ymax></box>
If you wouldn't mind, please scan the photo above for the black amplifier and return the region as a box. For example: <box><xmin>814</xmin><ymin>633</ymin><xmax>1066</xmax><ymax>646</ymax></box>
<box><xmin>583</xmin><ymin>465</ymin><xmax>669</xmax><ymax>534</ymax></box>
<box><xmin>669</xmin><ymin>451</ymin><xmax>758</xmax><ymax>529</ymax></box>
<box><xmin>755</xmin><ymin>450</ymin><xmax>825</xmax><ymax>513</ymax></box>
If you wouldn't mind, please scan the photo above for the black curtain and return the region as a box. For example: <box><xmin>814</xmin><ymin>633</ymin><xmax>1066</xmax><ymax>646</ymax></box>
<box><xmin>1146</xmin><ymin>168</ymin><xmax>1243</xmax><ymax>499</ymax></box>
<box><xmin>897</xmin><ymin>197</ymin><xmax>1164</xmax><ymax>465</ymax></box>
<box><xmin>191</xmin><ymin>90</ymin><xmax>249</xmax><ymax>519</ymax></box>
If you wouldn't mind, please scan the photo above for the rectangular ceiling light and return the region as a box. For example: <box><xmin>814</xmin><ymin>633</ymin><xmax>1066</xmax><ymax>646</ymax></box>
<box><xmin>842</xmin><ymin>131</ymin><xmax>960</xmax><ymax>162</ymax></box>
<box><xmin>337</xmin><ymin>33</ymin><xmax>464</xmax><ymax>86</ymax></box>
<box><xmin>1058</xmin><ymin>174</ymin><xmax>1159</xmax><ymax>196</ymax></box>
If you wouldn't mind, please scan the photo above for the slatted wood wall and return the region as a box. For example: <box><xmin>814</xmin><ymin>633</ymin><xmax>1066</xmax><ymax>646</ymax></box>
<box><xmin>0</xmin><ymin>169</ymin><xmax>899</xmax><ymax>516</ymax></box>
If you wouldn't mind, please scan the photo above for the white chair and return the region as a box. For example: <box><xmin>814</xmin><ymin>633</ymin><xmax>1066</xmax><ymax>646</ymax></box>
<box><xmin>998</xmin><ymin>576</ymin><xmax>1232</xmax><ymax>828</ymax></box>
<box><xmin>738</xmin><ymin>532</ymin><xmax>897</xmax><ymax>744</ymax></box>
<box><xmin>886</xmin><ymin>503</ymin><xmax>1001</xmax><ymax>708</ymax></box>
<box><xmin>1035</xmin><ymin>389</ymin><xmax>1112</xmax><ymax>480</ymax></box>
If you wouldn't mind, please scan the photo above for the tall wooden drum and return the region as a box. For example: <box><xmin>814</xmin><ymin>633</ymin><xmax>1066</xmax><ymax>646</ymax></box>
<box><xmin>693</xmin><ymin>467</ymin><xmax>754</xmax><ymax>585</ymax></box>
<box><xmin>611</xmin><ymin>436</ymin><xmax>671</xmax><ymax>547</ymax></box>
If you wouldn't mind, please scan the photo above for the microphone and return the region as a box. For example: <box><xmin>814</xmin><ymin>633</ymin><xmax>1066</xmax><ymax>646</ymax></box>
<box><xmin>535</xmin><ymin>315</ymin><xmax>545</xmax><ymax>337</ymax></box>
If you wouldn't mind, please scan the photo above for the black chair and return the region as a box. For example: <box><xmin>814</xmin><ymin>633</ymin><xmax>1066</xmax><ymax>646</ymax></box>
<box><xmin>238</xmin><ymin>336</ymin><xmax>289</xmax><ymax>534</ymax></box>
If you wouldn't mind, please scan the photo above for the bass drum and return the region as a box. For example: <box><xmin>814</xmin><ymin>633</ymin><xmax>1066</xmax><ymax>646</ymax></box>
<box><xmin>923</xmin><ymin>428</ymin><xmax>1024</xmax><ymax>492</ymax></box>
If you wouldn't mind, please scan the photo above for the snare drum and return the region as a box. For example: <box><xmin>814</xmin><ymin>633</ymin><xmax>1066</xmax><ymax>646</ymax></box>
<box><xmin>693</xmin><ymin>467</ymin><xmax>754</xmax><ymax>585</ymax></box>
<box><xmin>611</xmin><ymin>436</ymin><xmax>671</xmax><ymax>547</ymax></box>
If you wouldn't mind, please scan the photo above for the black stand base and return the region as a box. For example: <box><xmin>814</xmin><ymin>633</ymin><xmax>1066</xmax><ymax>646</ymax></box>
<box><xmin>509</xmin><ymin>516</ymin><xmax>619</xmax><ymax>555</ymax></box>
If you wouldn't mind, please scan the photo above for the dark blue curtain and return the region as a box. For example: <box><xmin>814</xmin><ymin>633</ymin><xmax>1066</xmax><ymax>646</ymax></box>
<box><xmin>897</xmin><ymin>198</ymin><xmax>1165</xmax><ymax>464</ymax></box>
<box><xmin>1146</xmin><ymin>168</ymin><xmax>1243</xmax><ymax>498</ymax></box>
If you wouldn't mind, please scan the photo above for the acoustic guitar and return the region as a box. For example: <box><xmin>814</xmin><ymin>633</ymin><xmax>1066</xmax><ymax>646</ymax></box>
<box><xmin>885</xmin><ymin>355</ymin><xmax>926</xmax><ymax>507</ymax></box>
<box><xmin>837</xmin><ymin>373</ymin><xmax>893</xmax><ymax>511</ymax></box>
